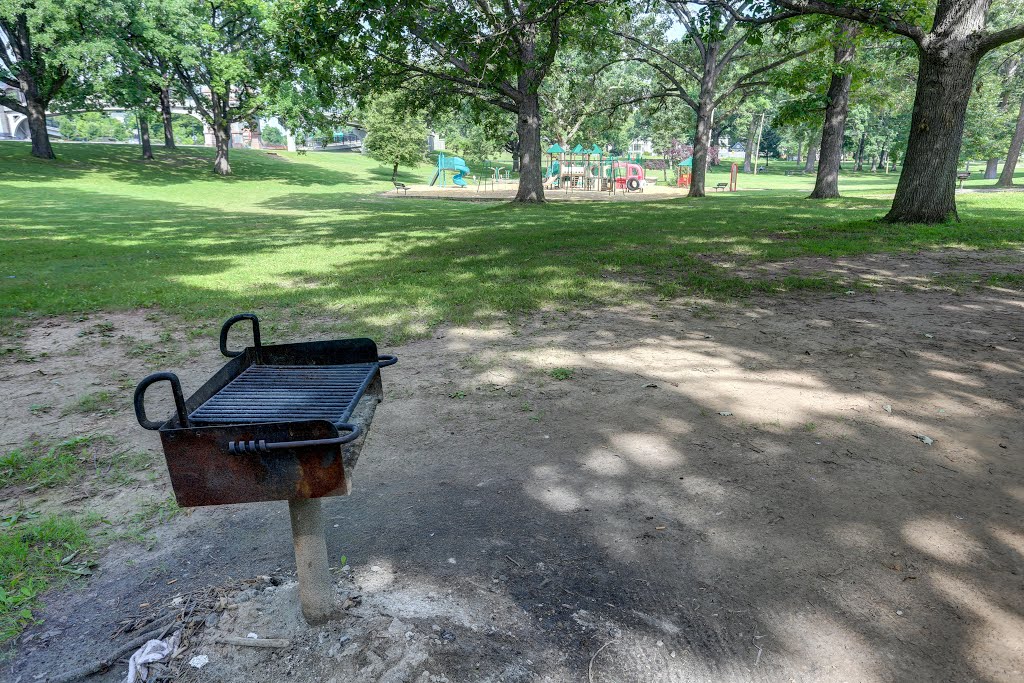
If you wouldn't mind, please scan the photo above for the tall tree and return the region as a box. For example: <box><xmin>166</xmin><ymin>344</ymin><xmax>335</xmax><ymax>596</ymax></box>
<box><xmin>362</xmin><ymin>92</ymin><xmax>428</xmax><ymax>180</ymax></box>
<box><xmin>283</xmin><ymin>0</ymin><xmax>626</xmax><ymax>203</ymax></box>
<box><xmin>168</xmin><ymin>0</ymin><xmax>272</xmax><ymax>175</ymax></box>
<box><xmin>746</xmin><ymin>0</ymin><xmax>1024</xmax><ymax>222</ymax></box>
<box><xmin>809</xmin><ymin>22</ymin><xmax>858</xmax><ymax>198</ymax></box>
<box><xmin>616</xmin><ymin>3</ymin><xmax>811</xmax><ymax>196</ymax></box>
<box><xmin>0</xmin><ymin>0</ymin><xmax>119</xmax><ymax>159</ymax></box>
<box><xmin>996</xmin><ymin>91</ymin><xmax>1024</xmax><ymax>186</ymax></box>
<box><xmin>982</xmin><ymin>52</ymin><xmax>1021</xmax><ymax>178</ymax></box>
<box><xmin>541</xmin><ymin>48</ymin><xmax>642</xmax><ymax>147</ymax></box>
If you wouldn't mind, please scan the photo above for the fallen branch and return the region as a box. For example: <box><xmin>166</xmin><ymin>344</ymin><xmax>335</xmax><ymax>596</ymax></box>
<box><xmin>213</xmin><ymin>636</ymin><xmax>291</xmax><ymax>648</ymax></box>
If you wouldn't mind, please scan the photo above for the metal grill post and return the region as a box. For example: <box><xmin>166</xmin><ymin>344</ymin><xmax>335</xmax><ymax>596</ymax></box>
<box><xmin>288</xmin><ymin>498</ymin><xmax>337</xmax><ymax>625</ymax></box>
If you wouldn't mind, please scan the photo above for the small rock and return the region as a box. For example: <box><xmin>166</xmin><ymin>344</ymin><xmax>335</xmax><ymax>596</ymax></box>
<box><xmin>370</xmin><ymin>565</ymin><xmax>382</xmax><ymax>572</ymax></box>
<box><xmin>896</xmin><ymin>610</ymin><xmax>904</xmax><ymax>616</ymax></box>
<box><xmin>189</xmin><ymin>655</ymin><xmax>209</xmax><ymax>669</ymax></box>
<box><xmin>447</xmin><ymin>558</ymin><xmax>456</xmax><ymax>564</ymax></box>
<box><xmin>247</xmin><ymin>632</ymin><xmax>259</xmax><ymax>639</ymax></box>
<box><xmin>204</xmin><ymin>612</ymin><xmax>220</xmax><ymax>628</ymax></box>
<box><xmin>718</xmin><ymin>411</ymin><xmax>733</xmax><ymax>416</ymax></box>
<box><xmin>914</xmin><ymin>434</ymin><xmax>934</xmax><ymax>445</ymax></box>
<box><xmin>883</xmin><ymin>404</ymin><xmax>892</xmax><ymax>414</ymax></box>
<box><xmin>644</xmin><ymin>383</ymin><xmax>658</xmax><ymax>388</ymax></box>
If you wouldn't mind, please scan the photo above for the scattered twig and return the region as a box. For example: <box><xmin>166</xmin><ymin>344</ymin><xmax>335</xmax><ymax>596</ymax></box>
<box><xmin>213</xmin><ymin>636</ymin><xmax>290</xmax><ymax>648</ymax></box>
<box><xmin>505</xmin><ymin>554</ymin><xmax>522</xmax><ymax>568</ymax></box>
<box><xmin>818</xmin><ymin>566</ymin><xmax>852</xmax><ymax>580</ymax></box>
<box><xmin>588</xmin><ymin>639</ymin><xmax>618</xmax><ymax>683</ymax></box>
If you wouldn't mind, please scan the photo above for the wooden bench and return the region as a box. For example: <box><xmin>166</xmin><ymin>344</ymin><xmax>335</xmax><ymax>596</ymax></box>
<box><xmin>393</xmin><ymin>181</ymin><xmax>409</xmax><ymax>196</ymax></box>
<box><xmin>296</xmin><ymin>149</ymin><xmax>307</xmax><ymax>156</ymax></box>
<box><xmin>956</xmin><ymin>171</ymin><xmax>971</xmax><ymax>188</ymax></box>
<box><xmin>714</xmin><ymin>182</ymin><xmax>729</xmax><ymax>192</ymax></box>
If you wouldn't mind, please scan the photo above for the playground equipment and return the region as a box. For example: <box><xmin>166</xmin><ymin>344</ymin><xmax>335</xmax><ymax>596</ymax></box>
<box><xmin>430</xmin><ymin>153</ymin><xmax>470</xmax><ymax>188</ymax></box>
<box><xmin>677</xmin><ymin>158</ymin><xmax>692</xmax><ymax>188</ymax></box>
<box><xmin>545</xmin><ymin>142</ymin><xmax>646</xmax><ymax>193</ymax></box>
<box><xmin>610</xmin><ymin>160</ymin><xmax>645</xmax><ymax>192</ymax></box>
<box><xmin>487</xmin><ymin>163</ymin><xmax>509</xmax><ymax>183</ymax></box>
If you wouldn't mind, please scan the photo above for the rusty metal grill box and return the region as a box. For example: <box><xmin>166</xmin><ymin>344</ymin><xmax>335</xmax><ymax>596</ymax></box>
<box><xmin>134</xmin><ymin>314</ymin><xmax>396</xmax><ymax>507</ymax></box>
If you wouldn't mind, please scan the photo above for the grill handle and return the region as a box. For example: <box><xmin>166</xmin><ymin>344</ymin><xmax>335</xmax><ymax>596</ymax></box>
<box><xmin>228</xmin><ymin>423</ymin><xmax>363</xmax><ymax>454</ymax></box>
<box><xmin>378</xmin><ymin>354</ymin><xmax>398</xmax><ymax>367</ymax></box>
<box><xmin>134</xmin><ymin>372</ymin><xmax>188</xmax><ymax>430</ymax></box>
<box><xmin>220</xmin><ymin>313</ymin><xmax>262</xmax><ymax>359</ymax></box>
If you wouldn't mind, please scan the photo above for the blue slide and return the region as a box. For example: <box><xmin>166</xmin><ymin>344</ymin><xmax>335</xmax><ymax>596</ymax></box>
<box><xmin>450</xmin><ymin>156</ymin><xmax>470</xmax><ymax>187</ymax></box>
<box><xmin>431</xmin><ymin>153</ymin><xmax>471</xmax><ymax>187</ymax></box>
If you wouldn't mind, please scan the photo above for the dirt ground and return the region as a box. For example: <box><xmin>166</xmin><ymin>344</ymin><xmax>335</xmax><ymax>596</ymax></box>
<box><xmin>2</xmin><ymin>249</ymin><xmax>1023</xmax><ymax>683</ymax></box>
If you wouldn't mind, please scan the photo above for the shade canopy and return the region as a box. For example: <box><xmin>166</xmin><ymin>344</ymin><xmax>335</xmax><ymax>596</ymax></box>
<box><xmin>571</xmin><ymin>144</ymin><xmax>584</xmax><ymax>154</ymax></box>
<box><xmin>679</xmin><ymin>157</ymin><xmax>693</xmax><ymax>167</ymax></box>
<box><xmin>589</xmin><ymin>144</ymin><xmax>603</xmax><ymax>155</ymax></box>
<box><xmin>546</xmin><ymin>143</ymin><xmax>565</xmax><ymax>154</ymax></box>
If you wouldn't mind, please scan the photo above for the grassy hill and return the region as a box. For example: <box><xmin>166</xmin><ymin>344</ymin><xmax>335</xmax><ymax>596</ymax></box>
<box><xmin>1</xmin><ymin>142</ymin><xmax>1022</xmax><ymax>342</ymax></box>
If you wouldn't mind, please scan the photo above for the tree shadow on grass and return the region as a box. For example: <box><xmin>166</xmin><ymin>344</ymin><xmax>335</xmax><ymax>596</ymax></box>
<box><xmin>3</xmin><ymin>182</ymin><xmax>1024</xmax><ymax>343</ymax></box>
<box><xmin>0</xmin><ymin>143</ymin><xmax>361</xmax><ymax>187</ymax></box>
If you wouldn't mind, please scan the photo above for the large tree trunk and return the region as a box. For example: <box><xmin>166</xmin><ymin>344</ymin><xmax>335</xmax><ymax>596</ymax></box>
<box><xmin>687</xmin><ymin>43</ymin><xmax>721</xmax><ymax>198</ymax></box>
<box><xmin>213</xmin><ymin>118</ymin><xmax>231</xmax><ymax>176</ymax></box>
<box><xmin>751</xmin><ymin>112</ymin><xmax>765</xmax><ymax>174</ymax></box>
<box><xmin>796</xmin><ymin>139</ymin><xmax>802</xmax><ymax>164</ymax></box>
<box><xmin>159</xmin><ymin>87</ymin><xmax>176</xmax><ymax>149</ymax></box>
<box><xmin>139</xmin><ymin>113</ymin><xmax>154</xmax><ymax>160</ymax></box>
<box><xmin>688</xmin><ymin>94</ymin><xmax>716</xmax><ymax>198</ymax></box>
<box><xmin>983</xmin><ymin>157</ymin><xmax>998</xmax><ymax>179</ymax></box>
<box><xmin>996</xmin><ymin>94</ymin><xmax>1024</xmax><ymax>187</ymax></box>
<box><xmin>854</xmin><ymin>132</ymin><xmax>866</xmax><ymax>171</ymax></box>
<box><xmin>810</xmin><ymin>23</ymin><xmax>858</xmax><ymax>199</ymax></box>
<box><xmin>743</xmin><ymin>114</ymin><xmax>756</xmax><ymax>173</ymax></box>
<box><xmin>26</xmin><ymin>97</ymin><xmax>55</xmax><ymax>160</ymax></box>
<box><xmin>804</xmin><ymin>137</ymin><xmax>818</xmax><ymax>173</ymax></box>
<box><xmin>884</xmin><ymin>46</ymin><xmax>982</xmax><ymax>223</ymax></box>
<box><xmin>514</xmin><ymin>91</ymin><xmax>544</xmax><ymax>202</ymax></box>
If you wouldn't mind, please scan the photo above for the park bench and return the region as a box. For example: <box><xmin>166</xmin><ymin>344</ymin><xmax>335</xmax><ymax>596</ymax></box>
<box><xmin>296</xmin><ymin>149</ymin><xmax>307</xmax><ymax>156</ymax></box>
<box><xmin>393</xmin><ymin>181</ymin><xmax>410</xmax><ymax>196</ymax></box>
<box><xmin>956</xmin><ymin>171</ymin><xmax>971</xmax><ymax>188</ymax></box>
<box><xmin>714</xmin><ymin>182</ymin><xmax>729</xmax><ymax>192</ymax></box>
<box><xmin>784</xmin><ymin>170</ymin><xmax>804</xmax><ymax>176</ymax></box>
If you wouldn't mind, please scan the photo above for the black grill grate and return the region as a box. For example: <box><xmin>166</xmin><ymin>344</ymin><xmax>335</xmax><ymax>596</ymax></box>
<box><xmin>188</xmin><ymin>364</ymin><xmax>378</xmax><ymax>427</ymax></box>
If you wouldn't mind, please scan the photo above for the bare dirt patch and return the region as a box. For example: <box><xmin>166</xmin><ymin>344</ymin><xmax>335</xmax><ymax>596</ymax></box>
<box><xmin>3</xmin><ymin>254</ymin><xmax>1023</xmax><ymax>682</ymax></box>
<box><xmin>707</xmin><ymin>247</ymin><xmax>1024</xmax><ymax>291</ymax></box>
<box><xmin>0</xmin><ymin>312</ymin><xmax>221</xmax><ymax>526</ymax></box>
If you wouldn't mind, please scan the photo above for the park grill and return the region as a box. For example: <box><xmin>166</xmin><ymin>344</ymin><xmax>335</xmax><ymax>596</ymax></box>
<box><xmin>134</xmin><ymin>313</ymin><xmax>397</xmax><ymax>625</ymax></box>
<box><xmin>134</xmin><ymin>313</ymin><xmax>397</xmax><ymax>506</ymax></box>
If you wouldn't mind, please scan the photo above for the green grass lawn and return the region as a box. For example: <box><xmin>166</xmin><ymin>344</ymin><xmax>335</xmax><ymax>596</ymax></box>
<box><xmin>1</xmin><ymin>142</ymin><xmax>1022</xmax><ymax>342</ymax></box>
